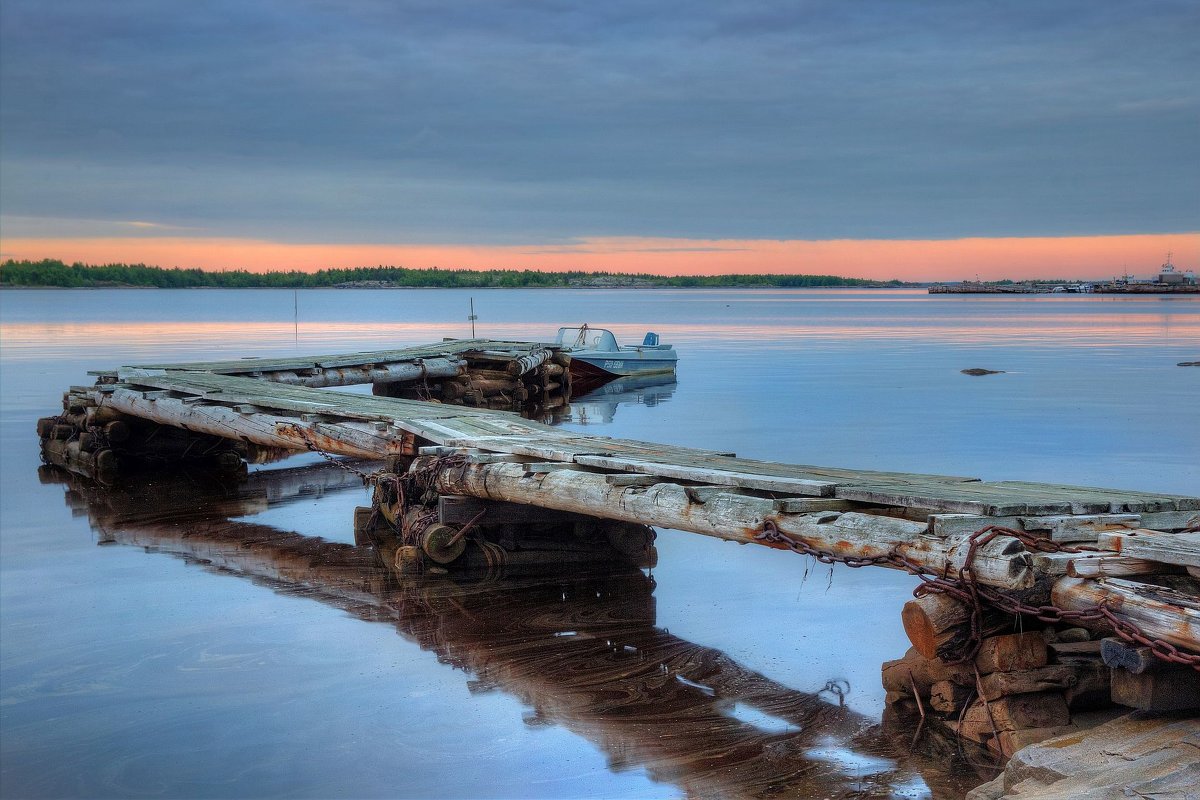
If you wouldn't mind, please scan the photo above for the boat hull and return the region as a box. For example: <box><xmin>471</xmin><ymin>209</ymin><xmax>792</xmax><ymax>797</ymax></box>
<box><xmin>568</xmin><ymin>353</ymin><xmax>677</xmax><ymax>378</ymax></box>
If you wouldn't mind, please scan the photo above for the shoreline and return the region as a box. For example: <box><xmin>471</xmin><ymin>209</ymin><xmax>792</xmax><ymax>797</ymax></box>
<box><xmin>0</xmin><ymin>283</ymin><xmax>918</xmax><ymax>291</ymax></box>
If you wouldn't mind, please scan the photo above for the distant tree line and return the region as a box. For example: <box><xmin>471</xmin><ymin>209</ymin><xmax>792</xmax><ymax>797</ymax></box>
<box><xmin>0</xmin><ymin>259</ymin><xmax>906</xmax><ymax>289</ymax></box>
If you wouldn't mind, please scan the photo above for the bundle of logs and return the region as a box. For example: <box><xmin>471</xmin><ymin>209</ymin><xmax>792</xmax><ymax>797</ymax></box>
<box><xmin>373</xmin><ymin>349</ymin><xmax>572</xmax><ymax>414</ymax></box>
<box><xmin>884</xmin><ymin>582</ymin><xmax>1200</xmax><ymax>758</ymax></box>
<box><xmin>37</xmin><ymin>386</ymin><xmax>245</xmax><ymax>481</ymax></box>
<box><xmin>355</xmin><ymin>490</ymin><xmax>658</xmax><ymax>578</ymax></box>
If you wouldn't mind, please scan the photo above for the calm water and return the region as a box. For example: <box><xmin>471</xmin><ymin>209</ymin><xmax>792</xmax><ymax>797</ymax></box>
<box><xmin>1</xmin><ymin>288</ymin><xmax>1198</xmax><ymax>799</ymax></box>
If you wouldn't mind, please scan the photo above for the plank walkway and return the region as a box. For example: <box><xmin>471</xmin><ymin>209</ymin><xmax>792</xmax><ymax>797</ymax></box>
<box><xmin>90</xmin><ymin>338</ymin><xmax>554</xmax><ymax>378</ymax></box>
<box><xmin>90</xmin><ymin>366</ymin><xmax>1200</xmax><ymax>519</ymax></box>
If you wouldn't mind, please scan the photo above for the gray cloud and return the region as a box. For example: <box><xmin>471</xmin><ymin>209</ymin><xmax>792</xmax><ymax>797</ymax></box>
<box><xmin>1</xmin><ymin>0</ymin><xmax>1197</xmax><ymax>243</ymax></box>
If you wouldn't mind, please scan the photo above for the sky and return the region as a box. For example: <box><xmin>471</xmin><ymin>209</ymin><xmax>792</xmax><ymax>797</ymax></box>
<box><xmin>1</xmin><ymin>0</ymin><xmax>1197</xmax><ymax>280</ymax></box>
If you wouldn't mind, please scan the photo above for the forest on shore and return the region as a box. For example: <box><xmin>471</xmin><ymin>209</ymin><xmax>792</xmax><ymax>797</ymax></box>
<box><xmin>1</xmin><ymin>259</ymin><xmax>906</xmax><ymax>289</ymax></box>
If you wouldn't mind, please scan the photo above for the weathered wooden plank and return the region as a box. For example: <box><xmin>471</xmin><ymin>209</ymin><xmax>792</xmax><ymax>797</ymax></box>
<box><xmin>991</xmin><ymin>481</ymin><xmax>1198</xmax><ymax>512</ymax></box>
<box><xmin>931</xmin><ymin>510</ymin><xmax>1200</xmax><ymax>539</ymax></box>
<box><xmin>1099</xmin><ymin>531</ymin><xmax>1200</xmax><ymax>568</ymax></box>
<box><xmin>573</xmin><ymin>454</ymin><xmax>838</xmax><ymax>497</ymax></box>
<box><xmin>118</xmin><ymin>339</ymin><xmax>553</xmax><ymax>375</ymax></box>
<box><xmin>836</xmin><ymin>485</ymin><xmax>1042</xmax><ymax>516</ymax></box>
<box><xmin>774</xmin><ymin>498</ymin><xmax>862</xmax><ymax>513</ymax></box>
<box><xmin>1066</xmin><ymin>555</ymin><xmax>1183</xmax><ymax>578</ymax></box>
<box><xmin>1019</xmin><ymin>514</ymin><xmax>1141</xmax><ymax>542</ymax></box>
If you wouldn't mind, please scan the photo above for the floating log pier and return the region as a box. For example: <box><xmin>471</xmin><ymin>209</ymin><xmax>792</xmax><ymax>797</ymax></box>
<box><xmin>36</xmin><ymin>340</ymin><xmax>1200</xmax><ymax>774</ymax></box>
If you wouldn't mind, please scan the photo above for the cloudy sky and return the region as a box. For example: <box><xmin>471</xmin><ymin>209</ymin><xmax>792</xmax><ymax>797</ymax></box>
<box><xmin>1</xmin><ymin>0</ymin><xmax>1196</xmax><ymax>278</ymax></box>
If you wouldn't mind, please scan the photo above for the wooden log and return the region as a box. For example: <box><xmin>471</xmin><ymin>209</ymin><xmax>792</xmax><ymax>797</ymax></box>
<box><xmin>254</xmin><ymin>357</ymin><xmax>463</xmax><ymax>388</ymax></box>
<box><xmin>1048</xmin><ymin>626</ymin><xmax>1091</xmax><ymax>643</ymax></box>
<box><xmin>393</xmin><ymin>545</ymin><xmax>423</xmax><ymax>575</ymax></box>
<box><xmin>975</xmin><ymin>632</ymin><xmax>1048</xmax><ymax>674</ymax></box>
<box><xmin>1067</xmin><ymin>555</ymin><xmax>1179</xmax><ymax>578</ymax></box>
<box><xmin>962</xmin><ymin>691</ymin><xmax>1070</xmax><ymax>732</ymax></box>
<box><xmin>1100</xmin><ymin>637</ymin><xmax>1171</xmax><ymax>674</ymax></box>
<box><xmin>422</xmin><ymin>459</ymin><xmax>1037</xmax><ymax>588</ymax></box>
<box><xmin>91</xmin><ymin>448</ymin><xmax>117</xmax><ymax>472</ymax></box>
<box><xmin>901</xmin><ymin>593</ymin><xmax>973</xmax><ymax>660</ymax></box>
<box><xmin>439</xmin><ymin>495</ymin><xmax>586</xmax><ymax>526</ymax></box>
<box><xmin>467</xmin><ymin>378</ymin><xmax>519</xmax><ymax>396</ymax></box>
<box><xmin>882</xmin><ymin>648</ymin><xmax>974</xmax><ymax>695</ymax></box>
<box><xmin>1048</xmin><ymin>640</ymin><xmax>1103</xmax><ymax>663</ymax></box>
<box><xmin>506</xmin><ymin>348</ymin><xmax>552</xmax><ymax>377</ymax></box>
<box><xmin>1063</xmin><ymin>661</ymin><xmax>1111</xmax><ymax>710</ymax></box>
<box><xmin>1110</xmin><ymin>667</ymin><xmax>1200</xmax><ymax>711</ymax></box>
<box><xmin>1097</xmin><ymin>531</ymin><xmax>1200</xmax><ymax>569</ymax></box>
<box><xmin>929</xmin><ymin>679</ymin><xmax>972</xmax><ymax>713</ymax></box>
<box><xmin>1051</xmin><ymin>577</ymin><xmax>1200</xmax><ymax>653</ymax></box>
<box><xmin>977</xmin><ymin>666</ymin><xmax>1078</xmax><ymax>701</ymax></box>
<box><xmin>103</xmin><ymin>420</ymin><xmax>130</xmax><ymax>443</ymax></box>
<box><xmin>440</xmin><ymin>379</ymin><xmax>470</xmax><ymax>401</ymax></box>
<box><xmin>84</xmin><ymin>406</ymin><xmax>127</xmax><ymax>426</ymax></box>
<box><xmin>1019</xmin><ymin>514</ymin><xmax>1141</xmax><ymax>543</ymax></box>
<box><xmin>100</xmin><ymin>388</ymin><xmax>406</xmax><ymax>459</ymax></box>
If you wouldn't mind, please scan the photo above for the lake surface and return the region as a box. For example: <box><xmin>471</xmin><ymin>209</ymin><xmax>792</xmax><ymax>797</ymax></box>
<box><xmin>1</xmin><ymin>288</ymin><xmax>1198</xmax><ymax>799</ymax></box>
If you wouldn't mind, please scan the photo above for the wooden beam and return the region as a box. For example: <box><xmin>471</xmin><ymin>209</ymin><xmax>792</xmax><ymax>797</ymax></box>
<box><xmin>419</xmin><ymin>458</ymin><xmax>1035</xmax><ymax>588</ymax></box>
<box><xmin>99</xmin><ymin>387</ymin><xmax>404</xmax><ymax>460</ymax></box>
<box><xmin>1051</xmin><ymin>577</ymin><xmax>1200</xmax><ymax>653</ymax></box>
<box><xmin>1066</xmin><ymin>555</ymin><xmax>1184</xmax><ymax>578</ymax></box>
<box><xmin>1097</xmin><ymin>531</ymin><xmax>1200</xmax><ymax>569</ymax></box>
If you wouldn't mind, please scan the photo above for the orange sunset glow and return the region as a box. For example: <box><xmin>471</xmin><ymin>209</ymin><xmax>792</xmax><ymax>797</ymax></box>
<box><xmin>3</xmin><ymin>232</ymin><xmax>1196</xmax><ymax>282</ymax></box>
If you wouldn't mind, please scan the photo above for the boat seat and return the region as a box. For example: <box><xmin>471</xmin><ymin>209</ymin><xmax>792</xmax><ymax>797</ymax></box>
<box><xmin>642</xmin><ymin>332</ymin><xmax>660</xmax><ymax>346</ymax></box>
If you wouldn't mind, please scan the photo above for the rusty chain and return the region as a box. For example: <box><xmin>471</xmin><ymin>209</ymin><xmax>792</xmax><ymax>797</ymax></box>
<box><xmin>288</xmin><ymin>425</ymin><xmax>383</xmax><ymax>484</ymax></box>
<box><xmin>755</xmin><ymin>521</ymin><xmax>1200</xmax><ymax>670</ymax></box>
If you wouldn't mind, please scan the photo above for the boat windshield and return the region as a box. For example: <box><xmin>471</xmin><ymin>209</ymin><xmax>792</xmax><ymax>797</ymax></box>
<box><xmin>555</xmin><ymin>326</ymin><xmax>618</xmax><ymax>351</ymax></box>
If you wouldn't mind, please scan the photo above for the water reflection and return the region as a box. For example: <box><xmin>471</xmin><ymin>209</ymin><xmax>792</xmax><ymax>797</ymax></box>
<box><xmin>563</xmin><ymin>374</ymin><xmax>678</xmax><ymax>426</ymax></box>
<box><xmin>39</xmin><ymin>462</ymin><xmax>998</xmax><ymax>798</ymax></box>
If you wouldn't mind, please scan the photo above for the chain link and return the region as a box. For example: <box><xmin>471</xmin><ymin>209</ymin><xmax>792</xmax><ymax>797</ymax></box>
<box><xmin>287</xmin><ymin>424</ymin><xmax>383</xmax><ymax>484</ymax></box>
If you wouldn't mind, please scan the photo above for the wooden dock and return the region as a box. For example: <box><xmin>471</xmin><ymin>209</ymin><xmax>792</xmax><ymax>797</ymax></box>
<box><xmin>37</xmin><ymin>338</ymin><xmax>1200</xmax><ymax>764</ymax></box>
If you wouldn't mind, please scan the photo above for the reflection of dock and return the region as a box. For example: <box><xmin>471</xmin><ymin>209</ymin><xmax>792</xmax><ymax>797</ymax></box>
<box><xmin>40</xmin><ymin>463</ymin><xmax>996</xmax><ymax>798</ymax></box>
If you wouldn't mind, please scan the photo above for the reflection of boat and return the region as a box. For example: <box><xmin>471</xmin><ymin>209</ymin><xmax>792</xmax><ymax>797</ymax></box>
<box><xmin>555</xmin><ymin>325</ymin><xmax>678</xmax><ymax>379</ymax></box>
<box><xmin>39</xmin><ymin>462</ymin><xmax>994</xmax><ymax>799</ymax></box>
<box><xmin>564</xmin><ymin>374</ymin><xmax>678</xmax><ymax>426</ymax></box>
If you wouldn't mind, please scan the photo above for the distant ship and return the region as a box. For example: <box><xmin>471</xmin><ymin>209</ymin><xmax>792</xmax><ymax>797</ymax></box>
<box><xmin>1156</xmin><ymin>252</ymin><xmax>1197</xmax><ymax>286</ymax></box>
